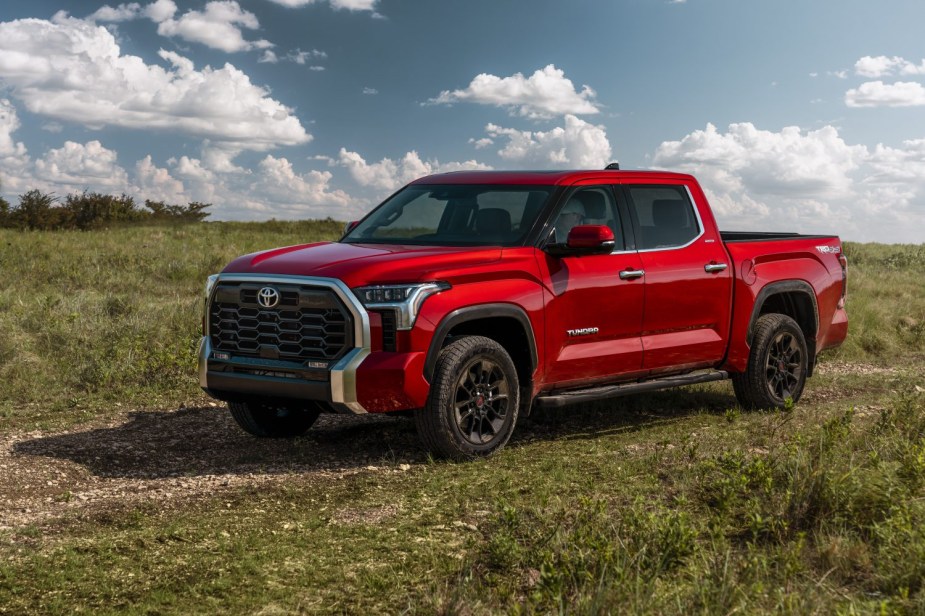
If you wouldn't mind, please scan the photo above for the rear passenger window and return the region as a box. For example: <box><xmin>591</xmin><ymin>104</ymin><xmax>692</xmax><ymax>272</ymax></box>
<box><xmin>626</xmin><ymin>186</ymin><xmax>700</xmax><ymax>250</ymax></box>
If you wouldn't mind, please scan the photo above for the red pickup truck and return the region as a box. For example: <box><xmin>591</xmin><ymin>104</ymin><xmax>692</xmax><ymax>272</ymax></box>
<box><xmin>199</xmin><ymin>169</ymin><xmax>848</xmax><ymax>459</ymax></box>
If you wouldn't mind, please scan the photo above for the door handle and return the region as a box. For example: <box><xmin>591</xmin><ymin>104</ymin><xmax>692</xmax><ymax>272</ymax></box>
<box><xmin>619</xmin><ymin>269</ymin><xmax>645</xmax><ymax>280</ymax></box>
<box><xmin>704</xmin><ymin>263</ymin><xmax>728</xmax><ymax>273</ymax></box>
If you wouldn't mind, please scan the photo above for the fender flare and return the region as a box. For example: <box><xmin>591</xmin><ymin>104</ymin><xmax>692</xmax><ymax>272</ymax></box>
<box><xmin>747</xmin><ymin>280</ymin><xmax>819</xmax><ymax>344</ymax></box>
<box><xmin>424</xmin><ymin>303</ymin><xmax>538</xmax><ymax>382</ymax></box>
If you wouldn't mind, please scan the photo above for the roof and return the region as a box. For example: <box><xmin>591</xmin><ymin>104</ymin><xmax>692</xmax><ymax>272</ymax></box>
<box><xmin>410</xmin><ymin>169</ymin><xmax>696</xmax><ymax>186</ymax></box>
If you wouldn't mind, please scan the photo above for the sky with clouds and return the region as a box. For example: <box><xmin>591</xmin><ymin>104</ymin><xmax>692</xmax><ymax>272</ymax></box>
<box><xmin>0</xmin><ymin>0</ymin><xmax>924</xmax><ymax>242</ymax></box>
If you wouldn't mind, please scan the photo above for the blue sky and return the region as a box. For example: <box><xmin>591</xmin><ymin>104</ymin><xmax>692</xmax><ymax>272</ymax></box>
<box><xmin>1</xmin><ymin>0</ymin><xmax>924</xmax><ymax>242</ymax></box>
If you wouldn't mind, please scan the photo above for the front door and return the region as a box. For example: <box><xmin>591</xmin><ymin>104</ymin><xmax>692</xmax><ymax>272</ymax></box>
<box><xmin>539</xmin><ymin>186</ymin><xmax>646</xmax><ymax>388</ymax></box>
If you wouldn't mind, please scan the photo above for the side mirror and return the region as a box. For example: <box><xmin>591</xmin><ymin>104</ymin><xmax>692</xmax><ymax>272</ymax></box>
<box><xmin>566</xmin><ymin>225</ymin><xmax>614</xmax><ymax>252</ymax></box>
<box><xmin>567</xmin><ymin>225</ymin><xmax>615</xmax><ymax>251</ymax></box>
<box><xmin>546</xmin><ymin>225</ymin><xmax>615</xmax><ymax>256</ymax></box>
<box><xmin>343</xmin><ymin>220</ymin><xmax>360</xmax><ymax>235</ymax></box>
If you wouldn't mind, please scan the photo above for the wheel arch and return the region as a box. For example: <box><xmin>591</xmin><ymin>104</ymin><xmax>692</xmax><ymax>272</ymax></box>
<box><xmin>748</xmin><ymin>280</ymin><xmax>819</xmax><ymax>375</ymax></box>
<box><xmin>424</xmin><ymin>304</ymin><xmax>538</xmax><ymax>389</ymax></box>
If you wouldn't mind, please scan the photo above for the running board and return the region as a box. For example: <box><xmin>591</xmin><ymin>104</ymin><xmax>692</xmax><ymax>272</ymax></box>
<box><xmin>534</xmin><ymin>370</ymin><xmax>729</xmax><ymax>409</ymax></box>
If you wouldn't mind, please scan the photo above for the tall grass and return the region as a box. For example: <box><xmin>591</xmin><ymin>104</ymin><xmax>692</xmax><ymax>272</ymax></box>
<box><xmin>0</xmin><ymin>229</ymin><xmax>923</xmax><ymax>613</ymax></box>
<box><xmin>0</xmin><ymin>231</ymin><xmax>921</xmax><ymax>429</ymax></box>
<box><xmin>0</xmin><ymin>221</ymin><xmax>342</xmax><ymax>427</ymax></box>
<box><xmin>834</xmin><ymin>242</ymin><xmax>925</xmax><ymax>358</ymax></box>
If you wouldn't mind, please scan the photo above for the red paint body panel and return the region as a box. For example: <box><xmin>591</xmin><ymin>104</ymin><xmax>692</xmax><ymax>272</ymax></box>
<box><xmin>721</xmin><ymin>239</ymin><xmax>848</xmax><ymax>371</ymax></box>
<box><xmin>537</xmin><ymin>249</ymin><xmax>646</xmax><ymax>387</ymax></box>
<box><xmin>216</xmin><ymin>169</ymin><xmax>847</xmax><ymax>413</ymax></box>
<box><xmin>224</xmin><ymin>242</ymin><xmax>502</xmax><ymax>288</ymax></box>
<box><xmin>356</xmin><ymin>351</ymin><xmax>429</xmax><ymax>411</ymax></box>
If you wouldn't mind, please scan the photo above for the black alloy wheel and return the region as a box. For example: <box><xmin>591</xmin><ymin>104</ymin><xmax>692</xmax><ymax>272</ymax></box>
<box><xmin>765</xmin><ymin>329</ymin><xmax>804</xmax><ymax>401</ymax></box>
<box><xmin>732</xmin><ymin>313</ymin><xmax>809</xmax><ymax>410</ymax></box>
<box><xmin>452</xmin><ymin>356</ymin><xmax>511</xmax><ymax>446</ymax></box>
<box><xmin>415</xmin><ymin>335</ymin><xmax>520</xmax><ymax>460</ymax></box>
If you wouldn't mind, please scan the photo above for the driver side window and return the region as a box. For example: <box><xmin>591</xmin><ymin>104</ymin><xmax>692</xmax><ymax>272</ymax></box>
<box><xmin>551</xmin><ymin>187</ymin><xmax>623</xmax><ymax>249</ymax></box>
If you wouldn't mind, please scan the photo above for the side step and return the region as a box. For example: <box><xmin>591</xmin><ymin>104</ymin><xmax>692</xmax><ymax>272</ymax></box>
<box><xmin>534</xmin><ymin>370</ymin><xmax>729</xmax><ymax>409</ymax></box>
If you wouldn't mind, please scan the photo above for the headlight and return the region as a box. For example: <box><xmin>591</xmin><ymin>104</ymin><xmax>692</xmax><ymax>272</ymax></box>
<box><xmin>352</xmin><ymin>282</ymin><xmax>450</xmax><ymax>330</ymax></box>
<box><xmin>204</xmin><ymin>274</ymin><xmax>220</xmax><ymax>299</ymax></box>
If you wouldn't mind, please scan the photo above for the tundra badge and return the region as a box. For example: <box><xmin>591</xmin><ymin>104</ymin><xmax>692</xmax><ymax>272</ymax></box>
<box><xmin>567</xmin><ymin>327</ymin><xmax>599</xmax><ymax>337</ymax></box>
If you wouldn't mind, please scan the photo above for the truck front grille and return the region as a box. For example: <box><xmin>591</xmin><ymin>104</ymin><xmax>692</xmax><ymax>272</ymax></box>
<box><xmin>209</xmin><ymin>282</ymin><xmax>353</xmax><ymax>362</ymax></box>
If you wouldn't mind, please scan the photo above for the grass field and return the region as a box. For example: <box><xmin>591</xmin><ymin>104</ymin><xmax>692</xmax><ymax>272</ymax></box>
<box><xmin>1</xmin><ymin>224</ymin><xmax>924</xmax><ymax>614</ymax></box>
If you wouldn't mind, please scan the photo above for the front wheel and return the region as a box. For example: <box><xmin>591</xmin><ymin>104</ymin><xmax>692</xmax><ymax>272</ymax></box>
<box><xmin>415</xmin><ymin>336</ymin><xmax>520</xmax><ymax>460</ymax></box>
<box><xmin>228</xmin><ymin>400</ymin><xmax>321</xmax><ymax>437</ymax></box>
<box><xmin>732</xmin><ymin>313</ymin><xmax>809</xmax><ymax>410</ymax></box>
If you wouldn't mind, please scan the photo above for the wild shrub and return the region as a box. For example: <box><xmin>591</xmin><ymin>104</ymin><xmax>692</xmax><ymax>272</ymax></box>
<box><xmin>63</xmin><ymin>192</ymin><xmax>144</xmax><ymax>229</ymax></box>
<box><xmin>10</xmin><ymin>189</ymin><xmax>62</xmax><ymax>230</ymax></box>
<box><xmin>0</xmin><ymin>189</ymin><xmax>212</xmax><ymax>229</ymax></box>
<box><xmin>144</xmin><ymin>199</ymin><xmax>211</xmax><ymax>222</ymax></box>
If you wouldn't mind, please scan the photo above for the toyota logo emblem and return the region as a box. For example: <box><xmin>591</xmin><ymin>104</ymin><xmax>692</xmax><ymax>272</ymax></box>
<box><xmin>257</xmin><ymin>287</ymin><xmax>280</xmax><ymax>308</ymax></box>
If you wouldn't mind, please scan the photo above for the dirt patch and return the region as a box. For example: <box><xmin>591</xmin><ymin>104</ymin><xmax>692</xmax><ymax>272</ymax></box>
<box><xmin>814</xmin><ymin>362</ymin><xmax>901</xmax><ymax>377</ymax></box>
<box><xmin>331</xmin><ymin>503</ymin><xmax>402</xmax><ymax>525</ymax></box>
<box><xmin>0</xmin><ymin>406</ymin><xmax>422</xmax><ymax>530</ymax></box>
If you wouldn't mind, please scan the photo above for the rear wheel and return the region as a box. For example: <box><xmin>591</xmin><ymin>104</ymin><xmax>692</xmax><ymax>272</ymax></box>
<box><xmin>228</xmin><ymin>400</ymin><xmax>321</xmax><ymax>437</ymax></box>
<box><xmin>415</xmin><ymin>336</ymin><xmax>520</xmax><ymax>460</ymax></box>
<box><xmin>732</xmin><ymin>313</ymin><xmax>808</xmax><ymax>410</ymax></box>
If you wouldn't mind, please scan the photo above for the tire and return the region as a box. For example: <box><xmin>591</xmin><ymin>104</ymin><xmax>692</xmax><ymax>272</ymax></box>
<box><xmin>732</xmin><ymin>313</ymin><xmax>809</xmax><ymax>410</ymax></box>
<box><xmin>228</xmin><ymin>400</ymin><xmax>321</xmax><ymax>437</ymax></box>
<box><xmin>415</xmin><ymin>335</ymin><xmax>520</xmax><ymax>460</ymax></box>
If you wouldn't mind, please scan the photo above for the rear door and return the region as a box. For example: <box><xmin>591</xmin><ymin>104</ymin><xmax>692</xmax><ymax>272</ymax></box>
<box><xmin>620</xmin><ymin>182</ymin><xmax>733</xmax><ymax>373</ymax></box>
<box><xmin>539</xmin><ymin>184</ymin><xmax>646</xmax><ymax>387</ymax></box>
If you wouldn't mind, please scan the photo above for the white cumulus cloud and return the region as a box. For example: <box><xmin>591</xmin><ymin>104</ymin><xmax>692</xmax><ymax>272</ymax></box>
<box><xmin>0</xmin><ymin>99</ymin><xmax>31</xmax><ymax>192</ymax></box>
<box><xmin>0</xmin><ymin>99</ymin><xmax>27</xmax><ymax>159</ymax></box>
<box><xmin>144</xmin><ymin>0</ymin><xmax>178</xmax><ymax>22</ymax></box>
<box><xmin>484</xmin><ymin>114</ymin><xmax>612</xmax><ymax>169</ymax></box>
<box><xmin>653</xmin><ymin>123</ymin><xmax>865</xmax><ymax>199</ymax></box>
<box><xmin>0</xmin><ymin>98</ymin><xmax>357</xmax><ymax>220</ymax></box>
<box><xmin>429</xmin><ymin>65</ymin><xmax>600</xmax><ymax>119</ymax></box>
<box><xmin>156</xmin><ymin>1</ymin><xmax>272</xmax><ymax>53</ymax></box>
<box><xmin>845</xmin><ymin>81</ymin><xmax>925</xmax><ymax>107</ymax></box>
<box><xmin>258</xmin><ymin>50</ymin><xmax>279</xmax><ymax>63</ymax></box>
<box><xmin>0</xmin><ymin>14</ymin><xmax>309</xmax><ymax>151</ymax></box>
<box><xmin>338</xmin><ymin>148</ymin><xmax>491</xmax><ymax>192</ymax></box>
<box><xmin>247</xmin><ymin>155</ymin><xmax>352</xmax><ymax>213</ymax></box>
<box><xmin>854</xmin><ymin>55</ymin><xmax>925</xmax><ymax>77</ymax></box>
<box><xmin>34</xmin><ymin>140</ymin><xmax>130</xmax><ymax>190</ymax></box>
<box><xmin>651</xmin><ymin>122</ymin><xmax>925</xmax><ymax>242</ymax></box>
<box><xmin>89</xmin><ymin>3</ymin><xmax>142</xmax><ymax>22</ymax></box>
<box><xmin>134</xmin><ymin>155</ymin><xmax>187</xmax><ymax>204</ymax></box>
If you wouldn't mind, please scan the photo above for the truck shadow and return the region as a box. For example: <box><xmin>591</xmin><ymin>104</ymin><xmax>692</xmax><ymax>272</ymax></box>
<box><xmin>513</xmin><ymin>386</ymin><xmax>734</xmax><ymax>446</ymax></box>
<box><xmin>12</xmin><ymin>387</ymin><xmax>735</xmax><ymax>479</ymax></box>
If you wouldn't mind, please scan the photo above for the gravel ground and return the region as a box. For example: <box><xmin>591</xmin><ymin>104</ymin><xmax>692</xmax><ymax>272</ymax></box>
<box><xmin>0</xmin><ymin>405</ymin><xmax>422</xmax><ymax>530</ymax></box>
<box><xmin>0</xmin><ymin>360</ymin><xmax>903</xmax><ymax>531</ymax></box>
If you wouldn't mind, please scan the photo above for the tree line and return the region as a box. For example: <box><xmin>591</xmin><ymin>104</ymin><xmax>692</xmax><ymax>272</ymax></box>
<box><xmin>0</xmin><ymin>188</ymin><xmax>211</xmax><ymax>230</ymax></box>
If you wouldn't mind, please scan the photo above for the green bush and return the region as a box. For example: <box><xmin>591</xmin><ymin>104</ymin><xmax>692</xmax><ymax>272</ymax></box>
<box><xmin>64</xmin><ymin>192</ymin><xmax>144</xmax><ymax>229</ymax></box>
<box><xmin>0</xmin><ymin>189</ymin><xmax>212</xmax><ymax>230</ymax></box>
<box><xmin>145</xmin><ymin>199</ymin><xmax>211</xmax><ymax>222</ymax></box>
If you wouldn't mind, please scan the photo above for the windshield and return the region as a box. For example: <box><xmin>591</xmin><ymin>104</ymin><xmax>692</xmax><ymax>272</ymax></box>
<box><xmin>342</xmin><ymin>184</ymin><xmax>555</xmax><ymax>246</ymax></box>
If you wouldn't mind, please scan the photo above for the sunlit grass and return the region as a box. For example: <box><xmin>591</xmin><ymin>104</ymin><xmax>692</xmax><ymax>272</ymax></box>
<box><xmin>0</xmin><ymin>227</ymin><xmax>923</xmax><ymax>613</ymax></box>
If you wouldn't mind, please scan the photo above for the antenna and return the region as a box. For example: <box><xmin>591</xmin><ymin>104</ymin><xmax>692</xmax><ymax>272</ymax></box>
<box><xmin>604</xmin><ymin>162</ymin><xmax>620</xmax><ymax>170</ymax></box>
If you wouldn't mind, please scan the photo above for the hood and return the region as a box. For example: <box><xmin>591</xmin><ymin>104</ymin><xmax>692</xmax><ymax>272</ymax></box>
<box><xmin>222</xmin><ymin>241</ymin><xmax>503</xmax><ymax>287</ymax></box>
